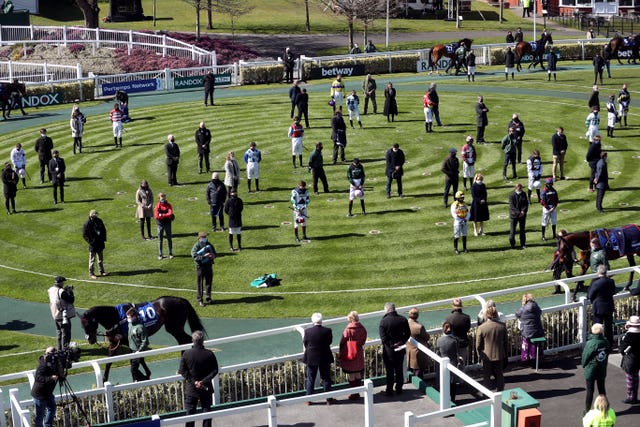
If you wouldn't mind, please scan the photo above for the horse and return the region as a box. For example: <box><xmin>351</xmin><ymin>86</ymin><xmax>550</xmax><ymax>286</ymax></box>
<box><xmin>428</xmin><ymin>38</ymin><xmax>473</xmax><ymax>74</ymax></box>
<box><xmin>552</xmin><ymin>225</ymin><xmax>640</xmax><ymax>300</ymax></box>
<box><xmin>609</xmin><ymin>34</ymin><xmax>640</xmax><ymax>65</ymax></box>
<box><xmin>515</xmin><ymin>32</ymin><xmax>553</xmax><ymax>72</ymax></box>
<box><xmin>80</xmin><ymin>295</ymin><xmax>205</xmax><ymax>381</ymax></box>
<box><xmin>1</xmin><ymin>80</ymin><xmax>27</xmax><ymax>120</ymax></box>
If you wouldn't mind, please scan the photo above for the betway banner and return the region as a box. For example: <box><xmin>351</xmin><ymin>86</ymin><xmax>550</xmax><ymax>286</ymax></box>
<box><xmin>174</xmin><ymin>73</ymin><xmax>232</xmax><ymax>90</ymax></box>
<box><xmin>102</xmin><ymin>79</ymin><xmax>160</xmax><ymax>96</ymax></box>
<box><xmin>309</xmin><ymin>64</ymin><xmax>366</xmax><ymax>79</ymax></box>
<box><xmin>20</xmin><ymin>92</ymin><xmax>63</xmax><ymax>107</ymax></box>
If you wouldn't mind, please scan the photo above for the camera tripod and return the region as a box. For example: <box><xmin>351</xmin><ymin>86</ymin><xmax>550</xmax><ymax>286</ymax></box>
<box><xmin>56</xmin><ymin>374</ymin><xmax>91</xmax><ymax>427</ymax></box>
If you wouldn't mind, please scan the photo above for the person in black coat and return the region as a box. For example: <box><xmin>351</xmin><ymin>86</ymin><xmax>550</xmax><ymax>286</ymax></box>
<box><xmin>165</xmin><ymin>134</ymin><xmax>181</xmax><ymax>186</ymax></box>
<box><xmin>31</xmin><ymin>347</ymin><xmax>60</xmax><ymax>427</ymax></box>
<box><xmin>470</xmin><ymin>173</ymin><xmax>489</xmax><ymax>236</ymax></box>
<box><xmin>302</xmin><ymin>312</ymin><xmax>335</xmax><ymax>402</ymax></box>
<box><xmin>34</xmin><ymin>128</ymin><xmax>53</xmax><ymax>184</ymax></box>
<box><xmin>2</xmin><ymin>162</ymin><xmax>18</xmax><ymax>214</ymax></box>
<box><xmin>83</xmin><ymin>209</ymin><xmax>107</xmax><ymax>279</ymax></box>
<box><xmin>383</xmin><ymin>82</ymin><xmax>398</xmax><ymax>122</ymax></box>
<box><xmin>475</xmin><ymin>96</ymin><xmax>489</xmax><ymax>144</ymax></box>
<box><xmin>547</xmin><ymin>48</ymin><xmax>558</xmax><ymax>81</ymax></box>
<box><xmin>224</xmin><ymin>190</ymin><xmax>243</xmax><ymax>252</ymax></box>
<box><xmin>308</xmin><ymin>142</ymin><xmax>329</xmax><ymax>195</ymax></box>
<box><xmin>508</xmin><ymin>113</ymin><xmax>526</xmax><ymax>164</ymax></box>
<box><xmin>296</xmin><ymin>88</ymin><xmax>310</xmax><ymax>128</ymax></box>
<box><xmin>594</xmin><ymin>152</ymin><xmax>609</xmax><ymax>213</ymax></box>
<box><xmin>551</xmin><ymin>127</ymin><xmax>568</xmax><ymax>181</ymax></box>
<box><xmin>203</xmin><ymin>72</ymin><xmax>215</xmax><ymax>106</ymax></box>
<box><xmin>288</xmin><ymin>80</ymin><xmax>301</xmax><ymax>120</ymax></box>
<box><xmin>588</xmin><ymin>265</ymin><xmax>616</xmax><ymax>345</ymax></box>
<box><xmin>283</xmin><ymin>47</ymin><xmax>295</xmax><ymax>84</ymax></box>
<box><xmin>593</xmin><ymin>52</ymin><xmax>605</xmax><ymax>85</ymax></box>
<box><xmin>379</xmin><ymin>302</ymin><xmax>410</xmax><ymax>395</ymax></box>
<box><xmin>620</xmin><ymin>315</ymin><xmax>640</xmax><ymax>404</ymax></box>
<box><xmin>586</xmin><ymin>135</ymin><xmax>602</xmax><ymax>192</ymax></box>
<box><xmin>588</xmin><ymin>85</ymin><xmax>600</xmax><ymax>111</ymax></box>
<box><xmin>205</xmin><ymin>172</ymin><xmax>227</xmax><ymax>231</ymax></box>
<box><xmin>515</xmin><ymin>293</ymin><xmax>545</xmax><ymax>363</ymax></box>
<box><xmin>330</xmin><ymin>110</ymin><xmax>347</xmax><ymax>164</ymax></box>
<box><xmin>48</xmin><ymin>150</ymin><xmax>65</xmax><ymax>204</ymax></box>
<box><xmin>178</xmin><ymin>331</ymin><xmax>219</xmax><ymax>427</ymax></box>
<box><xmin>385</xmin><ymin>143</ymin><xmax>405</xmax><ymax>198</ymax></box>
<box><xmin>195</xmin><ymin>122</ymin><xmax>211</xmax><ymax>174</ymax></box>
<box><xmin>445</xmin><ymin>298</ymin><xmax>472</xmax><ymax>363</ymax></box>
<box><xmin>441</xmin><ymin>148</ymin><xmax>459</xmax><ymax>208</ymax></box>
<box><xmin>508</xmin><ymin>183</ymin><xmax>528</xmax><ymax>249</ymax></box>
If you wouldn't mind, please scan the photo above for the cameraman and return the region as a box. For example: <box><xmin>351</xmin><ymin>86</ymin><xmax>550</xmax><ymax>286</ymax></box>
<box><xmin>31</xmin><ymin>347</ymin><xmax>59</xmax><ymax>427</ymax></box>
<box><xmin>47</xmin><ymin>276</ymin><xmax>75</xmax><ymax>350</ymax></box>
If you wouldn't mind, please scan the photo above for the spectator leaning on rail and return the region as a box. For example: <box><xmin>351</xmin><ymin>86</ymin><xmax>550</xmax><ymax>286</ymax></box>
<box><xmin>515</xmin><ymin>293</ymin><xmax>545</xmax><ymax>366</ymax></box>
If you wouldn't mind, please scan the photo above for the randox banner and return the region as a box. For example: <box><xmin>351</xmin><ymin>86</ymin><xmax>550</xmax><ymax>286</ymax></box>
<box><xmin>174</xmin><ymin>73</ymin><xmax>232</xmax><ymax>90</ymax></box>
<box><xmin>21</xmin><ymin>92</ymin><xmax>64</xmax><ymax>107</ymax></box>
<box><xmin>308</xmin><ymin>64</ymin><xmax>366</xmax><ymax>79</ymax></box>
<box><xmin>102</xmin><ymin>79</ymin><xmax>160</xmax><ymax>96</ymax></box>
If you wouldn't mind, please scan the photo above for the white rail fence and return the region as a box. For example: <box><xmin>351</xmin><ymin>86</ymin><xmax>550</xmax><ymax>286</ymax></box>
<box><xmin>0</xmin><ymin>26</ymin><xmax>215</xmax><ymax>65</ymax></box>
<box><xmin>2</xmin><ymin>266</ymin><xmax>639</xmax><ymax>427</ymax></box>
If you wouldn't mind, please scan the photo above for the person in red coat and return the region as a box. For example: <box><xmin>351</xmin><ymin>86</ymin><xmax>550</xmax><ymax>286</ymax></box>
<box><xmin>339</xmin><ymin>311</ymin><xmax>367</xmax><ymax>400</ymax></box>
<box><xmin>303</xmin><ymin>312</ymin><xmax>335</xmax><ymax>404</ymax></box>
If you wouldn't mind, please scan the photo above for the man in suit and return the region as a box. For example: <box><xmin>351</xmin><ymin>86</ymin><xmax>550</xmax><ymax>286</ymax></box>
<box><xmin>379</xmin><ymin>302</ymin><xmax>410</xmax><ymax>395</ymax></box>
<box><xmin>385</xmin><ymin>143</ymin><xmax>405</xmax><ymax>198</ymax></box>
<box><xmin>203</xmin><ymin>72</ymin><xmax>215</xmax><ymax>106</ymax></box>
<box><xmin>509</xmin><ymin>183</ymin><xmax>529</xmax><ymax>249</ymax></box>
<box><xmin>48</xmin><ymin>150</ymin><xmax>65</xmax><ymax>204</ymax></box>
<box><xmin>195</xmin><ymin>122</ymin><xmax>211</xmax><ymax>174</ymax></box>
<box><xmin>34</xmin><ymin>128</ymin><xmax>53</xmax><ymax>183</ymax></box>
<box><xmin>476</xmin><ymin>305</ymin><xmax>509</xmax><ymax>391</ymax></box>
<box><xmin>302</xmin><ymin>312</ymin><xmax>335</xmax><ymax>404</ymax></box>
<box><xmin>165</xmin><ymin>134</ymin><xmax>181</xmax><ymax>186</ymax></box>
<box><xmin>594</xmin><ymin>152</ymin><xmax>609</xmax><ymax>213</ymax></box>
<box><xmin>588</xmin><ymin>265</ymin><xmax>616</xmax><ymax>345</ymax></box>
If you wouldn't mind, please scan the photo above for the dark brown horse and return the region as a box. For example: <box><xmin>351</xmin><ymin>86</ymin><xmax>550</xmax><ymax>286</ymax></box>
<box><xmin>553</xmin><ymin>225</ymin><xmax>640</xmax><ymax>300</ymax></box>
<box><xmin>515</xmin><ymin>33</ymin><xmax>553</xmax><ymax>71</ymax></box>
<box><xmin>429</xmin><ymin>38</ymin><xmax>473</xmax><ymax>74</ymax></box>
<box><xmin>609</xmin><ymin>34</ymin><xmax>640</xmax><ymax>64</ymax></box>
<box><xmin>80</xmin><ymin>296</ymin><xmax>205</xmax><ymax>381</ymax></box>
<box><xmin>1</xmin><ymin>80</ymin><xmax>27</xmax><ymax>120</ymax></box>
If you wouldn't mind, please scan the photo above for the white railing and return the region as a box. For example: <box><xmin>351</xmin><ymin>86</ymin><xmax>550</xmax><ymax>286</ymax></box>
<box><xmin>0</xmin><ymin>60</ymin><xmax>81</xmax><ymax>82</ymax></box>
<box><xmin>3</xmin><ymin>266</ymin><xmax>639</xmax><ymax>426</ymax></box>
<box><xmin>0</xmin><ymin>26</ymin><xmax>215</xmax><ymax>65</ymax></box>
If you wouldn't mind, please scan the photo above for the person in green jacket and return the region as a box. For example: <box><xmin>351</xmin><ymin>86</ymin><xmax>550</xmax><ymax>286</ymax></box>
<box><xmin>583</xmin><ymin>394</ymin><xmax>616</xmax><ymax>427</ymax></box>
<box><xmin>581</xmin><ymin>323</ymin><xmax>611</xmax><ymax>414</ymax></box>
<box><xmin>127</xmin><ymin>308</ymin><xmax>151</xmax><ymax>382</ymax></box>
<box><xmin>590</xmin><ymin>238</ymin><xmax>610</xmax><ymax>273</ymax></box>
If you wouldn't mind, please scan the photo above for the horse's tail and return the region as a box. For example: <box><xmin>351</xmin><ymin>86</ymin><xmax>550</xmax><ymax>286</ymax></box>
<box><xmin>428</xmin><ymin>48</ymin><xmax>434</xmax><ymax>71</ymax></box>
<box><xmin>186</xmin><ymin>300</ymin><xmax>207</xmax><ymax>338</ymax></box>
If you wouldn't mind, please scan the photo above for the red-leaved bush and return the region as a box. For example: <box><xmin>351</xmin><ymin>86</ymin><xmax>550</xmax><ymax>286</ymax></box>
<box><xmin>114</xmin><ymin>48</ymin><xmax>202</xmax><ymax>73</ymax></box>
<box><xmin>162</xmin><ymin>32</ymin><xmax>259</xmax><ymax>63</ymax></box>
<box><xmin>68</xmin><ymin>44</ymin><xmax>86</xmax><ymax>55</ymax></box>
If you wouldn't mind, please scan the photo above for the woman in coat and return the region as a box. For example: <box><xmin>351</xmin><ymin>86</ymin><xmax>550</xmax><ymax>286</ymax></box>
<box><xmin>581</xmin><ymin>323</ymin><xmax>611</xmax><ymax>414</ymax></box>
<box><xmin>620</xmin><ymin>315</ymin><xmax>640</xmax><ymax>404</ymax></box>
<box><xmin>70</xmin><ymin>109</ymin><xmax>84</xmax><ymax>154</ymax></box>
<box><xmin>2</xmin><ymin>162</ymin><xmax>18</xmax><ymax>214</ymax></box>
<box><xmin>515</xmin><ymin>293</ymin><xmax>545</xmax><ymax>363</ymax></box>
<box><xmin>223</xmin><ymin>151</ymin><xmax>240</xmax><ymax>195</ymax></box>
<box><xmin>406</xmin><ymin>307</ymin><xmax>430</xmax><ymax>380</ymax></box>
<box><xmin>135</xmin><ymin>180</ymin><xmax>154</xmax><ymax>240</ymax></box>
<box><xmin>383</xmin><ymin>82</ymin><xmax>398</xmax><ymax>122</ymax></box>
<box><xmin>469</xmin><ymin>173</ymin><xmax>489</xmax><ymax>237</ymax></box>
<box><xmin>339</xmin><ymin>310</ymin><xmax>367</xmax><ymax>400</ymax></box>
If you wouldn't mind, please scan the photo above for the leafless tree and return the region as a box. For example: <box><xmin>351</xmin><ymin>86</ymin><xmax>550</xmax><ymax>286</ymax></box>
<box><xmin>213</xmin><ymin>0</ymin><xmax>255</xmax><ymax>40</ymax></box>
<box><xmin>319</xmin><ymin>0</ymin><xmax>388</xmax><ymax>50</ymax></box>
<box><xmin>75</xmin><ymin>0</ymin><xmax>100</xmax><ymax>28</ymax></box>
<box><xmin>182</xmin><ymin>0</ymin><xmax>204</xmax><ymax>41</ymax></box>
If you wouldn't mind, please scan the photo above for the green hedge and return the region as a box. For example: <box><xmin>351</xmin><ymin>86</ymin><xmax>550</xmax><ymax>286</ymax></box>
<box><xmin>27</xmin><ymin>80</ymin><xmax>96</xmax><ymax>102</ymax></box>
<box><xmin>302</xmin><ymin>53</ymin><xmax>421</xmax><ymax>80</ymax></box>
<box><xmin>490</xmin><ymin>42</ymin><xmax>605</xmax><ymax>64</ymax></box>
<box><xmin>239</xmin><ymin>64</ymin><xmax>284</xmax><ymax>85</ymax></box>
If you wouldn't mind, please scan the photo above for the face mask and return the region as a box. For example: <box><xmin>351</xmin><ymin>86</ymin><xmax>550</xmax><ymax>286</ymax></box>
<box><xmin>515</xmin><ymin>190</ymin><xmax>522</xmax><ymax>194</ymax></box>
<box><xmin>127</xmin><ymin>317</ymin><xmax>133</xmax><ymax>323</ymax></box>
<box><xmin>201</xmin><ymin>238</ymin><xmax>207</xmax><ymax>244</ymax></box>
<box><xmin>160</xmin><ymin>199</ymin><xmax>166</xmax><ymax>203</ymax></box>
<box><xmin>476</xmin><ymin>180</ymin><xmax>482</xmax><ymax>184</ymax></box>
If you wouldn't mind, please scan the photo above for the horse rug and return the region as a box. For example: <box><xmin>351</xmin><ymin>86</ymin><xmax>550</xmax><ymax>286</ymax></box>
<box><xmin>623</xmin><ymin>37</ymin><xmax>637</xmax><ymax>48</ymax></box>
<box><xmin>528</xmin><ymin>41</ymin><xmax>538</xmax><ymax>51</ymax></box>
<box><xmin>115</xmin><ymin>302</ymin><xmax>159</xmax><ymax>336</ymax></box>
<box><xmin>595</xmin><ymin>224</ymin><xmax>640</xmax><ymax>256</ymax></box>
<box><xmin>445</xmin><ymin>42</ymin><xmax>460</xmax><ymax>54</ymax></box>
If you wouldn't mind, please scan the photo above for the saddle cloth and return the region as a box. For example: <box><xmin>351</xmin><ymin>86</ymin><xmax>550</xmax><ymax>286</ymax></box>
<box><xmin>595</xmin><ymin>225</ymin><xmax>640</xmax><ymax>256</ymax></box>
<box><xmin>116</xmin><ymin>302</ymin><xmax>158</xmax><ymax>335</ymax></box>
<box><xmin>445</xmin><ymin>42</ymin><xmax>460</xmax><ymax>54</ymax></box>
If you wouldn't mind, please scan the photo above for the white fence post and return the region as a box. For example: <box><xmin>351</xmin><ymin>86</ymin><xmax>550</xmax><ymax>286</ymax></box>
<box><xmin>213</xmin><ymin>375</ymin><xmax>220</xmax><ymax>405</ymax></box>
<box><xmin>491</xmin><ymin>391</ymin><xmax>502</xmax><ymax>427</ymax></box>
<box><xmin>7</xmin><ymin>60</ymin><xmax>13</xmax><ymax>81</ymax></box>
<box><xmin>0</xmin><ymin>388</ymin><xmax>5</xmax><ymax>427</ymax></box>
<box><xmin>266</xmin><ymin>395</ymin><xmax>277</xmax><ymax>427</ymax></box>
<box><xmin>579</xmin><ymin>296</ymin><xmax>589</xmax><ymax>344</ymax></box>
<box><xmin>363</xmin><ymin>379</ymin><xmax>374</xmax><ymax>427</ymax></box>
<box><xmin>104</xmin><ymin>381</ymin><xmax>115</xmax><ymax>423</ymax></box>
<box><xmin>128</xmin><ymin>30</ymin><xmax>133</xmax><ymax>55</ymax></box>
<box><xmin>43</xmin><ymin>62</ymin><xmax>48</xmax><ymax>82</ymax></box>
<box><xmin>162</xmin><ymin>34</ymin><xmax>167</xmax><ymax>58</ymax></box>
<box><xmin>404</xmin><ymin>410</ymin><xmax>415</xmax><ymax>427</ymax></box>
<box><xmin>89</xmin><ymin>360</ymin><xmax>103</xmax><ymax>388</ymax></box>
<box><xmin>62</xmin><ymin>25</ymin><xmax>67</xmax><ymax>47</ymax></box>
<box><xmin>211</xmin><ymin>50</ymin><xmax>217</xmax><ymax>67</ymax></box>
<box><xmin>94</xmin><ymin>27</ymin><xmax>100</xmax><ymax>50</ymax></box>
<box><xmin>439</xmin><ymin>357</ymin><xmax>451</xmax><ymax>411</ymax></box>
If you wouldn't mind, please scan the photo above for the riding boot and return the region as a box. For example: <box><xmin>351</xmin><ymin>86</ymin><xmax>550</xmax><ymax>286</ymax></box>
<box><xmin>114</xmin><ymin>136</ymin><xmax>118</xmax><ymax>146</ymax></box>
<box><xmin>294</xmin><ymin>228</ymin><xmax>300</xmax><ymax>242</ymax></box>
<box><xmin>511</xmin><ymin>73</ymin><xmax>515</xmax><ymax>80</ymax></box>
<box><xmin>236</xmin><ymin>234</ymin><xmax>242</xmax><ymax>250</ymax></box>
<box><xmin>536</xmin><ymin>189</ymin><xmax>541</xmax><ymax>201</ymax></box>
<box><xmin>350</xmin><ymin>119</ymin><xmax>354</xmax><ymax>129</ymax></box>
<box><xmin>429</xmin><ymin>123</ymin><xmax>433</xmax><ymax>132</ymax></box>
<box><xmin>302</xmin><ymin>226</ymin><xmax>308</xmax><ymax>240</ymax></box>
<box><xmin>299</xmin><ymin>155</ymin><xmax>303</xmax><ymax>167</ymax></box>
<box><xmin>292</xmin><ymin>155</ymin><xmax>296</xmax><ymax>168</ymax></box>
<box><xmin>454</xmin><ymin>238</ymin><xmax>459</xmax><ymax>254</ymax></box>
<box><xmin>358</xmin><ymin>120</ymin><xmax>362</xmax><ymax>129</ymax></box>
<box><xmin>624</xmin><ymin>117</ymin><xmax>628</xmax><ymax>126</ymax></box>
<box><xmin>468</xmin><ymin>75</ymin><xmax>471</xmax><ymax>82</ymax></box>
<box><xmin>552</xmin><ymin>225</ymin><xmax>557</xmax><ymax>239</ymax></box>
<box><xmin>554</xmin><ymin>73</ymin><xmax>557</xmax><ymax>81</ymax></box>
<box><xmin>548</xmin><ymin>73</ymin><xmax>551</xmax><ymax>81</ymax></box>
<box><xmin>541</xmin><ymin>226</ymin><xmax>546</xmax><ymax>241</ymax></box>
<box><xmin>425</xmin><ymin>122</ymin><xmax>429</xmax><ymax>133</ymax></box>
<box><xmin>228</xmin><ymin>234</ymin><xmax>234</xmax><ymax>250</ymax></box>
<box><xmin>360</xmin><ymin>199</ymin><xmax>366</xmax><ymax>214</ymax></box>
<box><xmin>505</xmin><ymin>73</ymin><xmax>508</xmax><ymax>80</ymax></box>
<box><xmin>606</xmin><ymin>126</ymin><xmax>611</xmax><ymax>137</ymax></box>
<box><xmin>247</xmin><ymin>179</ymin><xmax>251</xmax><ymax>193</ymax></box>
<box><xmin>348</xmin><ymin>200</ymin><xmax>353</xmax><ymax>216</ymax></box>
<box><xmin>255</xmin><ymin>179</ymin><xmax>259</xmax><ymax>192</ymax></box>
<box><xmin>462</xmin><ymin>236</ymin><xmax>467</xmax><ymax>252</ymax></box>
<box><xmin>527</xmin><ymin>189</ymin><xmax>532</xmax><ymax>204</ymax></box>
<box><xmin>21</xmin><ymin>177</ymin><xmax>26</xmax><ymax>188</ymax></box>
<box><xmin>119</xmin><ymin>137</ymin><xmax>122</xmax><ymax>147</ymax></box>
<box><xmin>472</xmin><ymin>75</ymin><xmax>475</xmax><ymax>82</ymax></box>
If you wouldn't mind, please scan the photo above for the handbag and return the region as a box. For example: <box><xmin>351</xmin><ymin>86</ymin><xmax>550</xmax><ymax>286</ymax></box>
<box><xmin>346</xmin><ymin>339</ymin><xmax>358</xmax><ymax>361</ymax></box>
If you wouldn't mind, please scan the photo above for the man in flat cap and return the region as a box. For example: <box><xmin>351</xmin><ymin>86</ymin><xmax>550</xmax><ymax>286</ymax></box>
<box><xmin>48</xmin><ymin>276</ymin><xmax>76</xmax><ymax>350</ymax></box>
<box><xmin>191</xmin><ymin>232</ymin><xmax>216</xmax><ymax>307</ymax></box>
<box><xmin>83</xmin><ymin>209</ymin><xmax>108</xmax><ymax>279</ymax></box>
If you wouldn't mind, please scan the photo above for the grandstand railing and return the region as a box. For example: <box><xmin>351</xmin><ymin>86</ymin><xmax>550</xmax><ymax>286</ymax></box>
<box><xmin>2</xmin><ymin>266</ymin><xmax>639</xmax><ymax>426</ymax></box>
<box><xmin>0</xmin><ymin>26</ymin><xmax>215</xmax><ymax>65</ymax></box>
